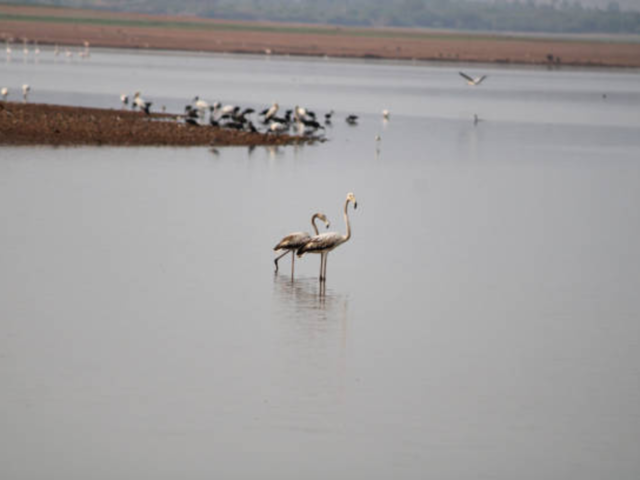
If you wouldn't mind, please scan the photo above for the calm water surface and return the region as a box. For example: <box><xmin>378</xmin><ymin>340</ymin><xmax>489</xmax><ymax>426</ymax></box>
<box><xmin>1</xmin><ymin>49</ymin><xmax>640</xmax><ymax>479</ymax></box>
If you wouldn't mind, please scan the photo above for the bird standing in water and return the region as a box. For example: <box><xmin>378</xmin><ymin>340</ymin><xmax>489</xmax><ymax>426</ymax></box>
<box><xmin>274</xmin><ymin>212</ymin><xmax>331</xmax><ymax>278</ymax></box>
<box><xmin>297</xmin><ymin>193</ymin><xmax>357</xmax><ymax>282</ymax></box>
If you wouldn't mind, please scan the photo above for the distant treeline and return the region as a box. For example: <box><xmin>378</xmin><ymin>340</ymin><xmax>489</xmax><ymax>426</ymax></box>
<box><xmin>17</xmin><ymin>0</ymin><xmax>640</xmax><ymax>34</ymax></box>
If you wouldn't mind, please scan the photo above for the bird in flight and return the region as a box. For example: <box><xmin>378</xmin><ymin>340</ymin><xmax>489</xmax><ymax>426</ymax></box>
<box><xmin>459</xmin><ymin>71</ymin><xmax>487</xmax><ymax>86</ymax></box>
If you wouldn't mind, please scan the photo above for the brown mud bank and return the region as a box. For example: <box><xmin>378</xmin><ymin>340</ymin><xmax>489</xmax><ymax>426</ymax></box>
<box><xmin>0</xmin><ymin>102</ymin><xmax>312</xmax><ymax>147</ymax></box>
<box><xmin>1</xmin><ymin>5</ymin><xmax>640</xmax><ymax>68</ymax></box>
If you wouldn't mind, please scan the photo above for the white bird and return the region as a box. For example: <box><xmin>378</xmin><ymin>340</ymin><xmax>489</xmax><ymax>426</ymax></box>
<box><xmin>22</xmin><ymin>84</ymin><xmax>30</xmax><ymax>102</ymax></box>
<box><xmin>220</xmin><ymin>104</ymin><xmax>238</xmax><ymax>116</ymax></box>
<box><xmin>1</xmin><ymin>87</ymin><xmax>8</xmax><ymax>101</ymax></box>
<box><xmin>120</xmin><ymin>94</ymin><xmax>129</xmax><ymax>107</ymax></box>
<box><xmin>264</xmin><ymin>102</ymin><xmax>279</xmax><ymax>121</ymax></box>
<box><xmin>269</xmin><ymin>120</ymin><xmax>288</xmax><ymax>134</ymax></box>
<box><xmin>382</xmin><ymin>109</ymin><xmax>390</xmax><ymax>119</ymax></box>
<box><xmin>297</xmin><ymin>193</ymin><xmax>358</xmax><ymax>282</ymax></box>
<box><xmin>294</xmin><ymin>105</ymin><xmax>309</xmax><ymax>122</ymax></box>
<box><xmin>459</xmin><ymin>71</ymin><xmax>487</xmax><ymax>86</ymax></box>
<box><xmin>274</xmin><ymin>212</ymin><xmax>330</xmax><ymax>276</ymax></box>
<box><xmin>193</xmin><ymin>96</ymin><xmax>210</xmax><ymax>118</ymax></box>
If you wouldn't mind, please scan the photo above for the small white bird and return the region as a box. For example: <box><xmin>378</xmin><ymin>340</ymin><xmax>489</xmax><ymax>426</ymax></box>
<box><xmin>120</xmin><ymin>94</ymin><xmax>129</xmax><ymax>107</ymax></box>
<box><xmin>264</xmin><ymin>102</ymin><xmax>279</xmax><ymax>121</ymax></box>
<box><xmin>1</xmin><ymin>87</ymin><xmax>8</xmax><ymax>101</ymax></box>
<box><xmin>382</xmin><ymin>109</ymin><xmax>390</xmax><ymax>119</ymax></box>
<box><xmin>269</xmin><ymin>120</ymin><xmax>288</xmax><ymax>134</ymax></box>
<box><xmin>459</xmin><ymin>71</ymin><xmax>487</xmax><ymax>86</ymax></box>
<box><xmin>22</xmin><ymin>84</ymin><xmax>30</xmax><ymax>102</ymax></box>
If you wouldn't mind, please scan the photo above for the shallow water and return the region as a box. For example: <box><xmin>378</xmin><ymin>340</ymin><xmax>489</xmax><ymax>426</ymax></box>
<box><xmin>1</xmin><ymin>49</ymin><xmax>640</xmax><ymax>479</ymax></box>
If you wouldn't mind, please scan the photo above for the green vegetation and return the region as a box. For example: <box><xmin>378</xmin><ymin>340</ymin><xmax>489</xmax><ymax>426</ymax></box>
<box><xmin>10</xmin><ymin>0</ymin><xmax>640</xmax><ymax>34</ymax></box>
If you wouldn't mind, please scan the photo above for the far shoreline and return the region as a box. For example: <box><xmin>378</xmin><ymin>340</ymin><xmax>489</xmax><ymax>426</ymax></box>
<box><xmin>1</xmin><ymin>4</ymin><xmax>640</xmax><ymax>68</ymax></box>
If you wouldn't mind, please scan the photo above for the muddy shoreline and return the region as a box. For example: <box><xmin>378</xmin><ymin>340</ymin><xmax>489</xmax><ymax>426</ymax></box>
<box><xmin>1</xmin><ymin>5</ymin><xmax>640</xmax><ymax>68</ymax></box>
<box><xmin>0</xmin><ymin>102</ymin><xmax>313</xmax><ymax>147</ymax></box>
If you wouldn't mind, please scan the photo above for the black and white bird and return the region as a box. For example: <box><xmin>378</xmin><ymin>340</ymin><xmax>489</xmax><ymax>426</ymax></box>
<box><xmin>459</xmin><ymin>71</ymin><xmax>487</xmax><ymax>86</ymax></box>
<box><xmin>269</xmin><ymin>120</ymin><xmax>289</xmax><ymax>134</ymax></box>
<box><xmin>120</xmin><ymin>94</ymin><xmax>129</xmax><ymax>107</ymax></box>
<box><xmin>133</xmin><ymin>91</ymin><xmax>152</xmax><ymax>115</ymax></box>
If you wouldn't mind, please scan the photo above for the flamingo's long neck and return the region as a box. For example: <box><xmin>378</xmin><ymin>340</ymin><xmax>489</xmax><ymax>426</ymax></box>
<box><xmin>343</xmin><ymin>199</ymin><xmax>352</xmax><ymax>242</ymax></box>
<box><xmin>311</xmin><ymin>214</ymin><xmax>321</xmax><ymax>235</ymax></box>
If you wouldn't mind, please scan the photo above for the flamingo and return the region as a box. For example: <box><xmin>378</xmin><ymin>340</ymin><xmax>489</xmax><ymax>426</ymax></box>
<box><xmin>1</xmin><ymin>87</ymin><xmax>8</xmax><ymax>101</ymax></box>
<box><xmin>120</xmin><ymin>94</ymin><xmax>129</xmax><ymax>108</ymax></box>
<box><xmin>274</xmin><ymin>213</ymin><xmax>330</xmax><ymax>277</ymax></box>
<box><xmin>459</xmin><ymin>71</ymin><xmax>487</xmax><ymax>86</ymax></box>
<box><xmin>297</xmin><ymin>193</ymin><xmax>357</xmax><ymax>282</ymax></box>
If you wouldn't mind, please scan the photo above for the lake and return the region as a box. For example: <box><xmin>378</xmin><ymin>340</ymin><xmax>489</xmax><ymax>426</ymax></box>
<box><xmin>1</xmin><ymin>48</ymin><xmax>640</xmax><ymax>479</ymax></box>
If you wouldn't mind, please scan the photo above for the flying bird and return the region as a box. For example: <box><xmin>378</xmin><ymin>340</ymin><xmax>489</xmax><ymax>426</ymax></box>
<box><xmin>459</xmin><ymin>71</ymin><xmax>487</xmax><ymax>86</ymax></box>
<box><xmin>297</xmin><ymin>193</ymin><xmax>357</xmax><ymax>282</ymax></box>
<box><xmin>274</xmin><ymin>213</ymin><xmax>330</xmax><ymax>277</ymax></box>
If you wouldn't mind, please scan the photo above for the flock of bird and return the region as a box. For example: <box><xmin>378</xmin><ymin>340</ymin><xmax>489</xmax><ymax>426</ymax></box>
<box><xmin>274</xmin><ymin>193</ymin><xmax>358</xmax><ymax>282</ymax></box>
<box><xmin>118</xmin><ymin>92</ymin><xmax>369</xmax><ymax>136</ymax></box>
<box><xmin>4</xmin><ymin>38</ymin><xmax>91</xmax><ymax>60</ymax></box>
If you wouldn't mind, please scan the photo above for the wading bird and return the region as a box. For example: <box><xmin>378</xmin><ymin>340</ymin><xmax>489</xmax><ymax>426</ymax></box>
<box><xmin>1</xmin><ymin>87</ymin><xmax>8</xmax><ymax>101</ymax></box>
<box><xmin>274</xmin><ymin>213</ymin><xmax>330</xmax><ymax>277</ymax></box>
<box><xmin>120</xmin><ymin>94</ymin><xmax>129</xmax><ymax>108</ymax></box>
<box><xmin>22</xmin><ymin>84</ymin><xmax>30</xmax><ymax>102</ymax></box>
<box><xmin>297</xmin><ymin>193</ymin><xmax>357</xmax><ymax>282</ymax></box>
<box><xmin>459</xmin><ymin>71</ymin><xmax>487</xmax><ymax>86</ymax></box>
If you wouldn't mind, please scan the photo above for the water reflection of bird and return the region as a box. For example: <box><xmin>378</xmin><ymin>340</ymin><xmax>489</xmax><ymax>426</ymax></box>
<box><xmin>274</xmin><ymin>212</ymin><xmax>330</xmax><ymax>277</ymax></box>
<box><xmin>459</xmin><ymin>71</ymin><xmax>487</xmax><ymax>86</ymax></box>
<box><xmin>297</xmin><ymin>193</ymin><xmax>357</xmax><ymax>282</ymax></box>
